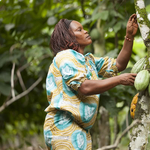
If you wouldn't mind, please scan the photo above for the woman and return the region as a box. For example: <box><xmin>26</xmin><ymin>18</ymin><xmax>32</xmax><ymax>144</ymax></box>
<box><xmin>44</xmin><ymin>14</ymin><xmax>138</xmax><ymax>150</ymax></box>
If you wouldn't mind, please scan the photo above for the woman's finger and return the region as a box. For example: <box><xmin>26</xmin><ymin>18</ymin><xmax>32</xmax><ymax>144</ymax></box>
<box><xmin>129</xmin><ymin>14</ymin><xmax>136</xmax><ymax>21</ymax></box>
<box><xmin>128</xmin><ymin>79</ymin><xmax>134</xmax><ymax>85</ymax></box>
<box><xmin>130</xmin><ymin>73</ymin><xmax>137</xmax><ymax>77</ymax></box>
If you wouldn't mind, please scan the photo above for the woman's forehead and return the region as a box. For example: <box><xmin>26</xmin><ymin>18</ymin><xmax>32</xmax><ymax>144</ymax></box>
<box><xmin>70</xmin><ymin>21</ymin><xmax>82</xmax><ymax>30</ymax></box>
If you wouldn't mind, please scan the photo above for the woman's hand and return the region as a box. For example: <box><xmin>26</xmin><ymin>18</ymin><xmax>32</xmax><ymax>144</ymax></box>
<box><xmin>118</xmin><ymin>73</ymin><xmax>137</xmax><ymax>86</ymax></box>
<box><xmin>126</xmin><ymin>14</ymin><xmax>138</xmax><ymax>37</ymax></box>
<box><xmin>79</xmin><ymin>73</ymin><xmax>137</xmax><ymax>95</ymax></box>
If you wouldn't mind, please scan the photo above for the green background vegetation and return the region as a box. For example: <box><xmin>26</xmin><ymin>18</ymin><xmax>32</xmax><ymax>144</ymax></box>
<box><xmin>0</xmin><ymin>0</ymin><xmax>150</xmax><ymax>149</ymax></box>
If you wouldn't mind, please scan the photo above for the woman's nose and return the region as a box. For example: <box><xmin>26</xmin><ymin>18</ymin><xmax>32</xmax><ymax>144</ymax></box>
<box><xmin>84</xmin><ymin>30</ymin><xmax>88</xmax><ymax>34</ymax></box>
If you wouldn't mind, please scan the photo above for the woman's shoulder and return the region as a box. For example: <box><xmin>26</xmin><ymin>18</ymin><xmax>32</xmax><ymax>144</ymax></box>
<box><xmin>56</xmin><ymin>49</ymin><xmax>84</xmax><ymax>57</ymax></box>
<box><xmin>85</xmin><ymin>52</ymin><xmax>95</xmax><ymax>63</ymax></box>
<box><xmin>54</xmin><ymin>49</ymin><xmax>86</xmax><ymax>66</ymax></box>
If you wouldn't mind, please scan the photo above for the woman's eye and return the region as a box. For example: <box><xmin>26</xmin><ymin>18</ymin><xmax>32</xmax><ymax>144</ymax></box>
<box><xmin>78</xmin><ymin>28</ymin><xmax>82</xmax><ymax>31</ymax></box>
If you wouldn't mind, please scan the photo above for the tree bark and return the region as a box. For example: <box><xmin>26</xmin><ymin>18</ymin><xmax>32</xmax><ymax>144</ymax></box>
<box><xmin>129</xmin><ymin>0</ymin><xmax>150</xmax><ymax>149</ymax></box>
<box><xmin>99</xmin><ymin>106</ymin><xmax>111</xmax><ymax>147</ymax></box>
<box><xmin>134</xmin><ymin>0</ymin><xmax>150</xmax><ymax>48</ymax></box>
<box><xmin>129</xmin><ymin>91</ymin><xmax>150</xmax><ymax>150</ymax></box>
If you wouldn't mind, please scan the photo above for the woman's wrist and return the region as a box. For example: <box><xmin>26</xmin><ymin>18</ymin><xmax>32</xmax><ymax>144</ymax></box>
<box><xmin>124</xmin><ymin>35</ymin><xmax>134</xmax><ymax>42</ymax></box>
<box><xmin>125</xmin><ymin>34</ymin><xmax>134</xmax><ymax>39</ymax></box>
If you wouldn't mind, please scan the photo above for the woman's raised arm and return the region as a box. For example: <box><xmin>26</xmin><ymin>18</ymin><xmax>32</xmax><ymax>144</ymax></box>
<box><xmin>116</xmin><ymin>14</ymin><xmax>138</xmax><ymax>72</ymax></box>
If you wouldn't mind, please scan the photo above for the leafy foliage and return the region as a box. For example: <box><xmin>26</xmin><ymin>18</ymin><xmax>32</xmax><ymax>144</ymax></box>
<box><xmin>0</xmin><ymin>0</ymin><xmax>150</xmax><ymax>149</ymax></box>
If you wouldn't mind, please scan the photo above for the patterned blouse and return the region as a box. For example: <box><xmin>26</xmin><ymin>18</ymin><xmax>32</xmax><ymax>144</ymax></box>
<box><xmin>44</xmin><ymin>49</ymin><xmax>118</xmax><ymax>131</ymax></box>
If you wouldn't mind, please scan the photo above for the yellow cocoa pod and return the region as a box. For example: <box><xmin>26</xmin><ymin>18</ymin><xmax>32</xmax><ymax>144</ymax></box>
<box><xmin>130</xmin><ymin>93</ymin><xmax>139</xmax><ymax>119</ymax></box>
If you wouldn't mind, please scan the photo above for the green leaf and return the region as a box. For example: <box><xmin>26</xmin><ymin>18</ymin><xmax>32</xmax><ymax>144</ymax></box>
<box><xmin>25</xmin><ymin>38</ymin><xmax>44</xmax><ymax>46</ymax></box>
<box><xmin>0</xmin><ymin>50</ymin><xmax>23</xmax><ymax>68</ymax></box>
<box><xmin>81</xmin><ymin>18</ymin><xmax>92</xmax><ymax>26</ymax></box>
<box><xmin>146</xmin><ymin>4</ymin><xmax>150</xmax><ymax>13</ymax></box>
<box><xmin>110</xmin><ymin>10</ymin><xmax>124</xmax><ymax>19</ymax></box>
<box><xmin>104</xmin><ymin>48</ymin><xmax>119</xmax><ymax>58</ymax></box>
<box><xmin>146</xmin><ymin>0</ymin><xmax>150</xmax><ymax>6</ymax></box>
<box><xmin>0</xmin><ymin>72</ymin><xmax>11</xmax><ymax>82</ymax></box>
<box><xmin>100</xmin><ymin>94</ymin><xmax>119</xmax><ymax>116</ymax></box>
<box><xmin>91</xmin><ymin>10</ymin><xmax>109</xmax><ymax>21</ymax></box>
<box><xmin>59</xmin><ymin>7</ymin><xmax>77</xmax><ymax>16</ymax></box>
<box><xmin>0</xmin><ymin>82</ymin><xmax>11</xmax><ymax>96</ymax></box>
<box><xmin>113</xmin><ymin>22</ymin><xmax>122</xmax><ymax>33</ymax></box>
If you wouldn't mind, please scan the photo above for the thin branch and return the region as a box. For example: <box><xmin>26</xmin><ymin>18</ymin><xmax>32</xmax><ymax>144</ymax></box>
<box><xmin>97</xmin><ymin>119</ymin><xmax>140</xmax><ymax>150</ymax></box>
<box><xmin>16</xmin><ymin>70</ymin><xmax>26</xmax><ymax>91</ymax></box>
<box><xmin>80</xmin><ymin>0</ymin><xmax>86</xmax><ymax>18</ymax></box>
<box><xmin>0</xmin><ymin>77</ymin><xmax>43</xmax><ymax>113</ymax></box>
<box><xmin>38</xmin><ymin>146</ymin><xmax>44</xmax><ymax>150</ymax></box>
<box><xmin>18</xmin><ymin>63</ymin><xmax>29</xmax><ymax>72</ymax></box>
<box><xmin>126</xmin><ymin>113</ymin><xmax>131</xmax><ymax>140</ymax></box>
<box><xmin>10</xmin><ymin>43</ymin><xmax>21</xmax><ymax>98</ymax></box>
<box><xmin>15</xmin><ymin>63</ymin><xmax>29</xmax><ymax>89</ymax></box>
<box><xmin>16</xmin><ymin>69</ymin><xmax>29</xmax><ymax>102</ymax></box>
<box><xmin>113</xmin><ymin>116</ymin><xmax>118</xmax><ymax>145</ymax></box>
<box><xmin>16</xmin><ymin>63</ymin><xmax>30</xmax><ymax>98</ymax></box>
<box><xmin>11</xmin><ymin>62</ymin><xmax>16</xmax><ymax>98</ymax></box>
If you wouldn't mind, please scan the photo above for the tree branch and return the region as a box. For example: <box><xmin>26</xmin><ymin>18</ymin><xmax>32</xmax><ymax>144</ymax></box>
<box><xmin>97</xmin><ymin>119</ymin><xmax>140</xmax><ymax>150</ymax></box>
<box><xmin>10</xmin><ymin>43</ymin><xmax>21</xmax><ymax>98</ymax></box>
<box><xmin>16</xmin><ymin>63</ymin><xmax>30</xmax><ymax>91</ymax></box>
<box><xmin>80</xmin><ymin>0</ymin><xmax>86</xmax><ymax>18</ymax></box>
<box><xmin>0</xmin><ymin>77</ymin><xmax>43</xmax><ymax>113</ymax></box>
<box><xmin>17</xmin><ymin>69</ymin><xmax>26</xmax><ymax>91</ymax></box>
<box><xmin>134</xmin><ymin>0</ymin><xmax>150</xmax><ymax>48</ymax></box>
<box><xmin>18</xmin><ymin>63</ymin><xmax>29</xmax><ymax>72</ymax></box>
<box><xmin>126</xmin><ymin>113</ymin><xmax>131</xmax><ymax>140</ymax></box>
<box><xmin>11</xmin><ymin>62</ymin><xmax>16</xmax><ymax>98</ymax></box>
<box><xmin>16</xmin><ymin>69</ymin><xmax>29</xmax><ymax>102</ymax></box>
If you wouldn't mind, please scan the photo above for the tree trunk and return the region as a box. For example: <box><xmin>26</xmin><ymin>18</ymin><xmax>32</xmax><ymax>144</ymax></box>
<box><xmin>129</xmin><ymin>0</ymin><xmax>150</xmax><ymax>149</ymax></box>
<box><xmin>99</xmin><ymin>106</ymin><xmax>111</xmax><ymax>147</ymax></box>
<box><xmin>129</xmin><ymin>91</ymin><xmax>150</xmax><ymax>150</ymax></box>
<box><xmin>93</xmin><ymin>0</ymin><xmax>106</xmax><ymax>57</ymax></box>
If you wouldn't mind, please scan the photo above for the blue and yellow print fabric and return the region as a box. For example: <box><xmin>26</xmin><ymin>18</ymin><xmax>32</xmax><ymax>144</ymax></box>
<box><xmin>44</xmin><ymin>49</ymin><xmax>118</xmax><ymax>150</ymax></box>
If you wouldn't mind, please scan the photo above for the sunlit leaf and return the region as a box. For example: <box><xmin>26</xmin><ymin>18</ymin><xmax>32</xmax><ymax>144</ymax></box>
<box><xmin>47</xmin><ymin>16</ymin><xmax>57</xmax><ymax>25</ymax></box>
<box><xmin>5</xmin><ymin>24</ymin><xmax>15</xmax><ymax>31</ymax></box>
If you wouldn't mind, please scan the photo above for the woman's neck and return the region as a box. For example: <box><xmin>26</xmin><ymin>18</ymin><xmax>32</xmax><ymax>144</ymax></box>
<box><xmin>77</xmin><ymin>47</ymin><xmax>84</xmax><ymax>54</ymax></box>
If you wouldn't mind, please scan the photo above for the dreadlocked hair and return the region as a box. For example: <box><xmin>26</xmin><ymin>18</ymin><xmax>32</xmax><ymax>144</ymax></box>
<box><xmin>50</xmin><ymin>19</ymin><xmax>79</xmax><ymax>55</ymax></box>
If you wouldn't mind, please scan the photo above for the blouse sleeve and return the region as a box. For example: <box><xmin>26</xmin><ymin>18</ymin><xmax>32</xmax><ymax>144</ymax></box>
<box><xmin>54</xmin><ymin>50</ymin><xmax>87</xmax><ymax>91</ymax></box>
<box><xmin>94</xmin><ymin>56</ymin><xmax>118</xmax><ymax>78</ymax></box>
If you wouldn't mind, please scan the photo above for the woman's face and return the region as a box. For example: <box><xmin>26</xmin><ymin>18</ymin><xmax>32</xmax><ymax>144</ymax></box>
<box><xmin>70</xmin><ymin>21</ymin><xmax>92</xmax><ymax>52</ymax></box>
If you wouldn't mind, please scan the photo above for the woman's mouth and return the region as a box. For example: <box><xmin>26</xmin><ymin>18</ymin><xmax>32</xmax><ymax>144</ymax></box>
<box><xmin>86</xmin><ymin>35</ymin><xmax>91</xmax><ymax>39</ymax></box>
